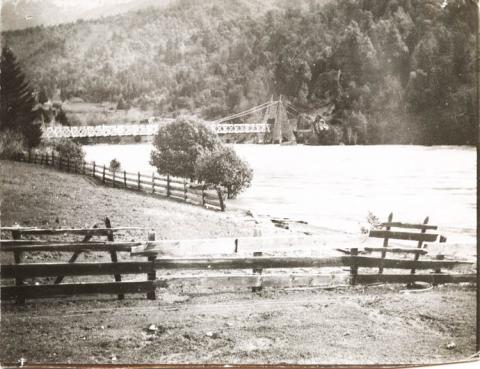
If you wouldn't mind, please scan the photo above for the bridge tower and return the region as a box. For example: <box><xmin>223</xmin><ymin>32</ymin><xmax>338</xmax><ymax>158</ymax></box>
<box><xmin>263</xmin><ymin>96</ymin><xmax>295</xmax><ymax>144</ymax></box>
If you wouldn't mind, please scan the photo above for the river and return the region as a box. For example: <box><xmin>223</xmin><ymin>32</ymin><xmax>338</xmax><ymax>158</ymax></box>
<box><xmin>84</xmin><ymin>144</ymin><xmax>476</xmax><ymax>244</ymax></box>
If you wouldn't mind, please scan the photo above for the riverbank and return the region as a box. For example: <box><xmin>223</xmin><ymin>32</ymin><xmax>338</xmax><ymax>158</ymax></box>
<box><xmin>0</xmin><ymin>160</ymin><xmax>257</xmax><ymax>239</ymax></box>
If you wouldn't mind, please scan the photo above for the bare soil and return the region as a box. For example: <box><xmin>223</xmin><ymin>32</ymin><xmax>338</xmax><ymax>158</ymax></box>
<box><xmin>0</xmin><ymin>285</ymin><xmax>476</xmax><ymax>364</ymax></box>
<box><xmin>0</xmin><ymin>160</ymin><xmax>477</xmax><ymax>364</ymax></box>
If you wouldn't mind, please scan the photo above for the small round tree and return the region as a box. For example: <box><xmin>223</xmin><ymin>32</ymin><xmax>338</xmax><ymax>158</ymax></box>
<box><xmin>150</xmin><ymin>116</ymin><xmax>221</xmax><ymax>180</ymax></box>
<box><xmin>109</xmin><ymin>158</ymin><xmax>121</xmax><ymax>173</ymax></box>
<box><xmin>195</xmin><ymin>146</ymin><xmax>253</xmax><ymax>199</ymax></box>
<box><xmin>54</xmin><ymin>138</ymin><xmax>85</xmax><ymax>163</ymax></box>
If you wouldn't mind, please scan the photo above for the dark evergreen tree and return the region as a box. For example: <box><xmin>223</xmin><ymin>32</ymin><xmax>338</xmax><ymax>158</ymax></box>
<box><xmin>38</xmin><ymin>87</ymin><xmax>49</xmax><ymax>104</ymax></box>
<box><xmin>0</xmin><ymin>46</ymin><xmax>42</xmax><ymax>148</ymax></box>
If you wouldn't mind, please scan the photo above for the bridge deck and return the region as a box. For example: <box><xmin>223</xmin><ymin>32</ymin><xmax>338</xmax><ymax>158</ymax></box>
<box><xmin>43</xmin><ymin>122</ymin><xmax>270</xmax><ymax>139</ymax></box>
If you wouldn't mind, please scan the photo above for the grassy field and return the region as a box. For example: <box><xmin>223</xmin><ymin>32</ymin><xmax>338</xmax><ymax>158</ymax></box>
<box><xmin>0</xmin><ymin>160</ymin><xmax>255</xmax><ymax>239</ymax></box>
<box><xmin>0</xmin><ymin>160</ymin><xmax>477</xmax><ymax>364</ymax></box>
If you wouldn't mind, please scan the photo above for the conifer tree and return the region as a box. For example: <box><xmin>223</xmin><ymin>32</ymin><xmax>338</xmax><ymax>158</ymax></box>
<box><xmin>0</xmin><ymin>46</ymin><xmax>42</xmax><ymax>148</ymax></box>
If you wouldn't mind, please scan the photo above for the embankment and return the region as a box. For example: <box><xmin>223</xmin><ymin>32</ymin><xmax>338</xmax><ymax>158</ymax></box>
<box><xmin>0</xmin><ymin>160</ymin><xmax>255</xmax><ymax>239</ymax></box>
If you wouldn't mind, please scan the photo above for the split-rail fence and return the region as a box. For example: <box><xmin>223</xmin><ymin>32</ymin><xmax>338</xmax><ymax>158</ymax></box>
<box><xmin>15</xmin><ymin>151</ymin><xmax>225</xmax><ymax>211</ymax></box>
<box><xmin>0</xmin><ymin>215</ymin><xmax>475</xmax><ymax>304</ymax></box>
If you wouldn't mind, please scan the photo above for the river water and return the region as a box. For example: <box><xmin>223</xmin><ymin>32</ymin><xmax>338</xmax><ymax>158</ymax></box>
<box><xmin>84</xmin><ymin>144</ymin><xmax>476</xmax><ymax>244</ymax></box>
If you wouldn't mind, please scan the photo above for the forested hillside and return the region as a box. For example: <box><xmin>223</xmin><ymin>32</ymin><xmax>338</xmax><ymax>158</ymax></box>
<box><xmin>2</xmin><ymin>0</ymin><xmax>476</xmax><ymax>145</ymax></box>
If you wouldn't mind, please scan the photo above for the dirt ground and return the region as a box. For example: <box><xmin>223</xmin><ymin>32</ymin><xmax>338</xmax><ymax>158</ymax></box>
<box><xmin>0</xmin><ymin>284</ymin><xmax>476</xmax><ymax>365</ymax></box>
<box><xmin>0</xmin><ymin>160</ymin><xmax>477</xmax><ymax>365</ymax></box>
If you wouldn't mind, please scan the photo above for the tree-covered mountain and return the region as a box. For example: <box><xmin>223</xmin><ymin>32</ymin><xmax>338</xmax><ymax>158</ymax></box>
<box><xmin>2</xmin><ymin>0</ymin><xmax>476</xmax><ymax>145</ymax></box>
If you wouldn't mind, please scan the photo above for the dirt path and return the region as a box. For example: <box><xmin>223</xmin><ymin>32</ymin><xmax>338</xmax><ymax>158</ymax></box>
<box><xmin>1</xmin><ymin>284</ymin><xmax>475</xmax><ymax>364</ymax></box>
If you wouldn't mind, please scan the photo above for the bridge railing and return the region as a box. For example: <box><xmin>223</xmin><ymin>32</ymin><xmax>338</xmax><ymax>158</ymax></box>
<box><xmin>15</xmin><ymin>152</ymin><xmax>226</xmax><ymax>212</ymax></box>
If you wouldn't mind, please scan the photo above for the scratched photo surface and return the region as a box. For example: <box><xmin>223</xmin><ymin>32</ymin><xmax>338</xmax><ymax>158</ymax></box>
<box><xmin>0</xmin><ymin>0</ymin><xmax>477</xmax><ymax>365</ymax></box>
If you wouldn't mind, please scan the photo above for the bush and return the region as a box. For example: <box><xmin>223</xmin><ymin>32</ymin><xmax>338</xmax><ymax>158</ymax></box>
<box><xmin>109</xmin><ymin>158</ymin><xmax>121</xmax><ymax>172</ymax></box>
<box><xmin>150</xmin><ymin>116</ymin><xmax>221</xmax><ymax>179</ymax></box>
<box><xmin>0</xmin><ymin>130</ymin><xmax>25</xmax><ymax>159</ymax></box>
<box><xmin>195</xmin><ymin>146</ymin><xmax>253</xmax><ymax>199</ymax></box>
<box><xmin>54</xmin><ymin>138</ymin><xmax>85</xmax><ymax>162</ymax></box>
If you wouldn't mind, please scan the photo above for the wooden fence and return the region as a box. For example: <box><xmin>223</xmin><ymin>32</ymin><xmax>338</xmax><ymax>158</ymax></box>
<box><xmin>15</xmin><ymin>151</ymin><xmax>225</xmax><ymax>211</ymax></box>
<box><xmin>0</xmin><ymin>221</ymin><xmax>475</xmax><ymax>303</ymax></box>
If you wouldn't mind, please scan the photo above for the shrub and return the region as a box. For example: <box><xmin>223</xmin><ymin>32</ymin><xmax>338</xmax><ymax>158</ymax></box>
<box><xmin>195</xmin><ymin>146</ymin><xmax>253</xmax><ymax>199</ymax></box>
<box><xmin>109</xmin><ymin>158</ymin><xmax>121</xmax><ymax>172</ymax></box>
<box><xmin>0</xmin><ymin>130</ymin><xmax>25</xmax><ymax>159</ymax></box>
<box><xmin>54</xmin><ymin>138</ymin><xmax>85</xmax><ymax>162</ymax></box>
<box><xmin>150</xmin><ymin>116</ymin><xmax>221</xmax><ymax>179</ymax></box>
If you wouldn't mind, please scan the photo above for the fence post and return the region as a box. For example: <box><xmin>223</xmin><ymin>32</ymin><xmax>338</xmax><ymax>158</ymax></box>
<box><xmin>147</xmin><ymin>232</ymin><xmax>157</xmax><ymax>300</ymax></box>
<box><xmin>216</xmin><ymin>187</ymin><xmax>225</xmax><ymax>211</ymax></box>
<box><xmin>124</xmin><ymin>171</ymin><xmax>127</xmax><ymax>188</ymax></box>
<box><xmin>102</xmin><ymin>165</ymin><xmax>106</xmax><ymax>183</ymax></box>
<box><xmin>167</xmin><ymin>174</ymin><xmax>171</xmax><ymax>197</ymax></box>
<box><xmin>34</xmin><ymin>153</ymin><xmax>38</xmax><ymax>164</ymax></box>
<box><xmin>28</xmin><ymin>151</ymin><xmax>31</xmax><ymax>163</ymax></box>
<box><xmin>252</xmin><ymin>251</ymin><xmax>263</xmax><ymax>292</ymax></box>
<box><xmin>379</xmin><ymin>212</ymin><xmax>393</xmax><ymax>274</ymax></box>
<box><xmin>137</xmin><ymin>172</ymin><xmax>141</xmax><ymax>190</ymax></box>
<box><xmin>433</xmin><ymin>254</ymin><xmax>445</xmax><ymax>286</ymax></box>
<box><xmin>350</xmin><ymin>248</ymin><xmax>358</xmax><ymax>286</ymax></box>
<box><xmin>52</xmin><ymin>152</ymin><xmax>55</xmax><ymax>168</ymax></box>
<box><xmin>12</xmin><ymin>230</ymin><xmax>25</xmax><ymax>305</ymax></box>
<box><xmin>184</xmin><ymin>178</ymin><xmax>188</xmax><ymax>201</ymax></box>
<box><xmin>410</xmin><ymin>216</ymin><xmax>430</xmax><ymax>276</ymax></box>
<box><xmin>202</xmin><ymin>185</ymin><xmax>206</xmax><ymax>206</ymax></box>
<box><xmin>152</xmin><ymin>172</ymin><xmax>155</xmax><ymax>194</ymax></box>
<box><xmin>82</xmin><ymin>161</ymin><xmax>86</xmax><ymax>175</ymax></box>
<box><xmin>112</xmin><ymin>170</ymin><xmax>116</xmax><ymax>188</ymax></box>
<box><xmin>93</xmin><ymin>161</ymin><xmax>96</xmax><ymax>178</ymax></box>
<box><xmin>105</xmin><ymin>217</ymin><xmax>124</xmax><ymax>300</ymax></box>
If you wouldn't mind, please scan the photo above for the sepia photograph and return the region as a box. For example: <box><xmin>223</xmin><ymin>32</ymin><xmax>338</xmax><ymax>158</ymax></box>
<box><xmin>0</xmin><ymin>0</ymin><xmax>478</xmax><ymax>366</ymax></box>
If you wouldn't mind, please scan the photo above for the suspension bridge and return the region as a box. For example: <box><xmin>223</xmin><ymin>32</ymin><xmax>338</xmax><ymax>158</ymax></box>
<box><xmin>42</xmin><ymin>99</ymin><xmax>299</xmax><ymax>144</ymax></box>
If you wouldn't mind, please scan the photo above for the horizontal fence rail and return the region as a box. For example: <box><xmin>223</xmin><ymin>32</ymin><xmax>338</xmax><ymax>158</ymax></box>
<box><xmin>14</xmin><ymin>152</ymin><xmax>226</xmax><ymax>211</ymax></box>
<box><xmin>1</xmin><ymin>281</ymin><xmax>154</xmax><ymax>300</ymax></box>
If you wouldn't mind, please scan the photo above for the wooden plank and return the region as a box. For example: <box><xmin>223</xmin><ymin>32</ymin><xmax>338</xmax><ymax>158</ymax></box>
<box><xmin>146</xmin><ymin>232</ymin><xmax>157</xmax><ymax>300</ymax></box>
<box><xmin>381</xmin><ymin>222</ymin><xmax>438</xmax><ymax>230</ymax></box>
<box><xmin>364</xmin><ymin>247</ymin><xmax>428</xmax><ymax>255</ymax></box>
<box><xmin>1</xmin><ymin>262</ymin><xmax>153</xmax><ymax>279</ymax></box>
<box><xmin>252</xmin><ymin>251</ymin><xmax>263</xmax><ymax>292</ymax></box>
<box><xmin>1</xmin><ymin>281</ymin><xmax>154</xmax><ymax>300</ymax></box>
<box><xmin>347</xmin><ymin>256</ymin><xmax>472</xmax><ymax>270</ymax></box>
<box><xmin>105</xmin><ymin>217</ymin><xmax>124</xmax><ymax>300</ymax></box>
<box><xmin>151</xmin><ymin>256</ymin><xmax>345</xmax><ymax>270</ymax></box>
<box><xmin>369</xmin><ymin>230</ymin><xmax>438</xmax><ymax>242</ymax></box>
<box><xmin>0</xmin><ymin>240</ymin><xmax>52</xmax><ymax>245</ymax></box>
<box><xmin>355</xmin><ymin>273</ymin><xmax>477</xmax><ymax>285</ymax></box>
<box><xmin>155</xmin><ymin>273</ymin><xmax>349</xmax><ymax>289</ymax></box>
<box><xmin>133</xmin><ymin>236</ymin><xmax>329</xmax><ymax>257</ymax></box>
<box><xmin>0</xmin><ymin>241</ymin><xmax>143</xmax><ymax>252</ymax></box>
<box><xmin>12</xmin><ymin>230</ymin><xmax>25</xmax><ymax>305</ymax></box>
<box><xmin>379</xmin><ymin>212</ymin><xmax>393</xmax><ymax>274</ymax></box>
<box><xmin>54</xmin><ymin>224</ymin><xmax>99</xmax><ymax>284</ymax></box>
<box><xmin>411</xmin><ymin>216</ymin><xmax>430</xmax><ymax>276</ymax></box>
<box><xmin>0</xmin><ymin>227</ymin><xmax>146</xmax><ymax>235</ymax></box>
<box><xmin>169</xmin><ymin>187</ymin><xmax>186</xmax><ymax>196</ymax></box>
